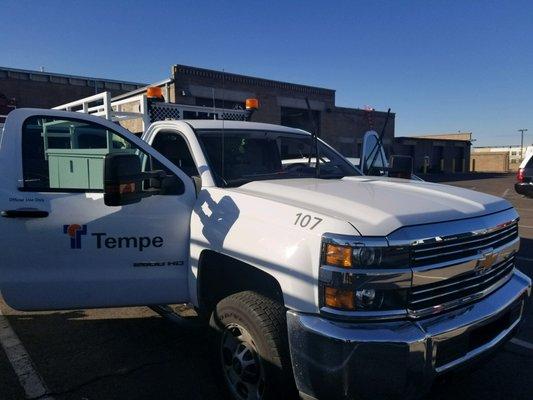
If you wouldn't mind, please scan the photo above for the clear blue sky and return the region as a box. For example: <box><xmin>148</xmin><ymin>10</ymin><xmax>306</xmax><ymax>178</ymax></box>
<box><xmin>1</xmin><ymin>0</ymin><xmax>532</xmax><ymax>146</ymax></box>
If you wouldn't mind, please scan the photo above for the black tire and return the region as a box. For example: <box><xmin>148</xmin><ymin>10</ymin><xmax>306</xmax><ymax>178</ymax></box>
<box><xmin>209</xmin><ymin>291</ymin><xmax>296</xmax><ymax>400</ymax></box>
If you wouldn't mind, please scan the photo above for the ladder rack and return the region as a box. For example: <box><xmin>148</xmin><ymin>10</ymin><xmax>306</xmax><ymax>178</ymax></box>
<box><xmin>53</xmin><ymin>91</ymin><xmax>250</xmax><ymax>133</ymax></box>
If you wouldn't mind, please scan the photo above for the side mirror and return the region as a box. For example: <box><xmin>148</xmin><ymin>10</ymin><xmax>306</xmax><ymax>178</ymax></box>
<box><xmin>104</xmin><ymin>153</ymin><xmax>143</xmax><ymax>206</ymax></box>
<box><xmin>388</xmin><ymin>155</ymin><xmax>413</xmax><ymax>180</ymax></box>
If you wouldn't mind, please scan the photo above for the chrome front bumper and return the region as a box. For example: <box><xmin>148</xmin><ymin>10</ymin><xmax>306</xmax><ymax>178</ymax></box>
<box><xmin>288</xmin><ymin>270</ymin><xmax>531</xmax><ymax>400</ymax></box>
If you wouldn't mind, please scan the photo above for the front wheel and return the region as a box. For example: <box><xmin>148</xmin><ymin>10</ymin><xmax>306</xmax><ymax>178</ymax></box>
<box><xmin>209</xmin><ymin>291</ymin><xmax>295</xmax><ymax>400</ymax></box>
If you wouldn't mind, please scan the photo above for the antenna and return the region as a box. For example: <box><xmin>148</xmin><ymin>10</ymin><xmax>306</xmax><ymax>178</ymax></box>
<box><xmin>212</xmin><ymin>88</ymin><xmax>216</xmax><ymax>118</ymax></box>
<box><xmin>221</xmin><ymin>69</ymin><xmax>225</xmax><ymax>183</ymax></box>
<box><xmin>305</xmin><ymin>98</ymin><xmax>320</xmax><ymax>178</ymax></box>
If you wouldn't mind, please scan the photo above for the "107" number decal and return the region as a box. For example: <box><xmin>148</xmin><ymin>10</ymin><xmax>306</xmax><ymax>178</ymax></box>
<box><xmin>294</xmin><ymin>213</ymin><xmax>323</xmax><ymax>230</ymax></box>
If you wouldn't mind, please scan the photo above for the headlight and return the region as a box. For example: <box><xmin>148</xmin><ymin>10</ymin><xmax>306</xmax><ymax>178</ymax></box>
<box><xmin>324</xmin><ymin>243</ymin><xmax>409</xmax><ymax>268</ymax></box>
<box><xmin>320</xmin><ymin>235</ymin><xmax>411</xmax><ymax>317</ymax></box>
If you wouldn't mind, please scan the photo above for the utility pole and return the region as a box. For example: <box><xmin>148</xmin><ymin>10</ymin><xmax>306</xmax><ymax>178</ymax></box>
<box><xmin>518</xmin><ymin>129</ymin><xmax>528</xmax><ymax>161</ymax></box>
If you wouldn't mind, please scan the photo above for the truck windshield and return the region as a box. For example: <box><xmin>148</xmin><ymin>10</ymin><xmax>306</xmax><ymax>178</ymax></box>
<box><xmin>196</xmin><ymin>129</ymin><xmax>361</xmax><ymax>187</ymax></box>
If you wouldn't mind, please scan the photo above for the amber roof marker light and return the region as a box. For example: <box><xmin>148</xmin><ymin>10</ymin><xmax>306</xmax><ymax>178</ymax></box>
<box><xmin>244</xmin><ymin>98</ymin><xmax>259</xmax><ymax>121</ymax></box>
<box><xmin>146</xmin><ymin>86</ymin><xmax>164</xmax><ymax>100</ymax></box>
<box><xmin>245</xmin><ymin>98</ymin><xmax>259</xmax><ymax>110</ymax></box>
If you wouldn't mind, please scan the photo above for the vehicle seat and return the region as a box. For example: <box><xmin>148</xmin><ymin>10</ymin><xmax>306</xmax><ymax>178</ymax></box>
<box><xmin>152</xmin><ymin>132</ymin><xmax>199</xmax><ymax>177</ymax></box>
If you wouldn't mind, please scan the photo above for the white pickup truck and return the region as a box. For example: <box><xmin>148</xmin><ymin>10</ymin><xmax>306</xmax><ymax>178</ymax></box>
<box><xmin>0</xmin><ymin>105</ymin><xmax>530</xmax><ymax>400</ymax></box>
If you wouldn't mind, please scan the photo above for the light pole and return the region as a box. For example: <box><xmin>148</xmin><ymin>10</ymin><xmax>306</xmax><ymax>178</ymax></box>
<box><xmin>518</xmin><ymin>128</ymin><xmax>528</xmax><ymax>161</ymax></box>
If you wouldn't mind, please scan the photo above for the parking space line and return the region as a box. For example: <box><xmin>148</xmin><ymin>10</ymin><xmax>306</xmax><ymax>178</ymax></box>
<box><xmin>0</xmin><ymin>309</ymin><xmax>54</xmax><ymax>400</ymax></box>
<box><xmin>510</xmin><ymin>338</ymin><xmax>533</xmax><ymax>351</ymax></box>
<box><xmin>502</xmin><ymin>188</ymin><xmax>509</xmax><ymax>197</ymax></box>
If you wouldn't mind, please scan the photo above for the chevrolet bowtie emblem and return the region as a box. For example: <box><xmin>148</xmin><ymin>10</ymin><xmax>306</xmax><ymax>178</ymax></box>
<box><xmin>475</xmin><ymin>248</ymin><xmax>497</xmax><ymax>274</ymax></box>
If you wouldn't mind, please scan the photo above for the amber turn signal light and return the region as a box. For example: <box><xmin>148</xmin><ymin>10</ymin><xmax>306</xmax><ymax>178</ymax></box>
<box><xmin>325</xmin><ymin>244</ymin><xmax>352</xmax><ymax>267</ymax></box>
<box><xmin>324</xmin><ymin>286</ymin><xmax>356</xmax><ymax>310</ymax></box>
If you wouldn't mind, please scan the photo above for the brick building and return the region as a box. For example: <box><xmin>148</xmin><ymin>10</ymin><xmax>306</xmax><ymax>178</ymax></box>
<box><xmin>156</xmin><ymin>64</ymin><xmax>395</xmax><ymax>158</ymax></box>
<box><xmin>472</xmin><ymin>145</ymin><xmax>533</xmax><ymax>172</ymax></box>
<box><xmin>470</xmin><ymin>151</ymin><xmax>510</xmax><ymax>173</ymax></box>
<box><xmin>1</xmin><ymin>64</ymin><xmax>476</xmax><ymax>175</ymax></box>
<box><xmin>393</xmin><ymin>133</ymin><xmax>472</xmax><ymax>174</ymax></box>
<box><xmin>1</xmin><ymin>64</ymin><xmax>393</xmax><ymax>160</ymax></box>
<box><xmin>0</xmin><ymin>66</ymin><xmax>145</xmax><ymax>111</ymax></box>
<box><xmin>0</xmin><ymin>92</ymin><xmax>16</xmax><ymax>123</ymax></box>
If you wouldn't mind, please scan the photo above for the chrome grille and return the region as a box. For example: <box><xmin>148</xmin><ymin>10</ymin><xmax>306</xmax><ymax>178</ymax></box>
<box><xmin>407</xmin><ymin>221</ymin><xmax>519</xmax><ymax>317</ymax></box>
<box><xmin>411</xmin><ymin>222</ymin><xmax>518</xmax><ymax>268</ymax></box>
<box><xmin>409</xmin><ymin>255</ymin><xmax>515</xmax><ymax>312</ymax></box>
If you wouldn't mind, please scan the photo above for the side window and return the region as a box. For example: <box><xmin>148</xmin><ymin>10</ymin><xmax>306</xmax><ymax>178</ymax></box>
<box><xmin>151</xmin><ymin>131</ymin><xmax>199</xmax><ymax>177</ymax></box>
<box><xmin>21</xmin><ymin>116</ymin><xmax>173</xmax><ymax>192</ymax></box>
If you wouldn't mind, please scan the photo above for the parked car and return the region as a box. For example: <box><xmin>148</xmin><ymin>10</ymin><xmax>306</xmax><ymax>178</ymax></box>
<box><xmin>515</xmin><ymin>152</ymin><xmax>533</xmax><ymax>197</ymax></box>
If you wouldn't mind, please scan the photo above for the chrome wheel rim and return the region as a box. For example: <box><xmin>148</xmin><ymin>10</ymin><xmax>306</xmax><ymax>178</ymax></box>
<box><xmin>220</xmin><ymin>323</ymin><xmax>265</xmax><ymax>400</ymax></box>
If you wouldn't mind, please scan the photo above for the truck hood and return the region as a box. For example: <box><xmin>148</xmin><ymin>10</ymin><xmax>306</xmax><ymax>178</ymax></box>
<box><xmin>233</xmin><ymin>176</ymin><xmax>513</xmax><ymax>236</ymax></box>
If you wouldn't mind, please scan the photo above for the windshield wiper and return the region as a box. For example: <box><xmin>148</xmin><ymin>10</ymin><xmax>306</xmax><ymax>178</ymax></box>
<box><xmin>305</xmin><ymin>98</ymin><xmax>320</xmax><ymax>178</ymax></box>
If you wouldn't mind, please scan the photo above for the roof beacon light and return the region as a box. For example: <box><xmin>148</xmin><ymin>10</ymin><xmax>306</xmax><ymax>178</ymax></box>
<box><xmin>146</xmin><ymin>86</ymin><xmax>164</xmax><ymax>100</ymax></box>
<box><xmin>245</xmin><ymin>98</ymin><xmax>259</xmax><ymax>111</ymax></box>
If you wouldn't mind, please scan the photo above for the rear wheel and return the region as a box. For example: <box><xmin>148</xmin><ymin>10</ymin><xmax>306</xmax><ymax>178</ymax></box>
<box><xmin>209</xmin><ymin>291</ymin><xmax>295</xmax><ymax>400</ymax></box>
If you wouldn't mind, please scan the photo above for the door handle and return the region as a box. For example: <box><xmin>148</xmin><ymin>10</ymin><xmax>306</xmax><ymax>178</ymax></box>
<box><xmin>1</xmin><ymin>209</ymin><xmax>49</xmax><ymax>218</ymax></box>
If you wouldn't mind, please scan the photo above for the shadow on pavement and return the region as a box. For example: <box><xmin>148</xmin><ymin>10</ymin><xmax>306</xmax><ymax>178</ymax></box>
<box><xmin>426</xmin><ymin>343</ymin><xmax>532</xmax><ymax>400</ymax></box>
<box><xmin>3</xmin><ymin>309</ymin><xmax>221</xmax><ymax>400</ymax></box>
<box><xmin>425</xmin><ymin>236</ymin><xmax>533</xmax><ymax>400</ymax></box>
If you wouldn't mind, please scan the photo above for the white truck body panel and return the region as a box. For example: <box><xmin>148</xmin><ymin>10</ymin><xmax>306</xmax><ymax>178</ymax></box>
<box><xmin>0</xmin><ymin>109</ymin><xmax>196</xmax><ymax>310</ymax></box>
<box><xmin>233</xmin><ymin>176</ymin><xmax>511</xmax><ymax>236</ymax></box>
<box><xmin>189</xmin><ymin>187</ymin><xmax>358</xmax><ymax>312</ymax></box>
<box><xmin>141</xmin><ymin>120</ymin><xmax>358</xmax><ymax>312</ymax></box>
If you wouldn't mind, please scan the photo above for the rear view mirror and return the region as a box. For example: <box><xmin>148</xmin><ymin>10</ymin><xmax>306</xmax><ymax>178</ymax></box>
<box><xmin>388</xmin><ymin>155</ymin><xmax>413</xmax><ymax>179</ymax></box>
<box><xmin>104</xmin><ymin>153</ymin><xmax>143</xmax><ymax>206</ymax></box>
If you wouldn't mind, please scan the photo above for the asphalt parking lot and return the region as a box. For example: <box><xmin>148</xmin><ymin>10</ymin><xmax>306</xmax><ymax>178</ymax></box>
<box><xmin>0</xmin><ymin>173</ymin><xmax>531</xmax><ymax>400</ymax></box>
<box><xmin>423</xmin><ymin>173</ymin><xmax>533</xmax><ymax>400</ymax></box>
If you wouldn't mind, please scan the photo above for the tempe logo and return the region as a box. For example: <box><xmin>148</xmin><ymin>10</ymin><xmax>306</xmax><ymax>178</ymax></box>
<box><xmin>63</xmin><ymin>224</ymin><xmax>164</xmax><ymax>251</ymax></box>
<box><xmin>63</xmin><ymin>224</ymin><xmax>87</xmax><ymax>249</ymax></box>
